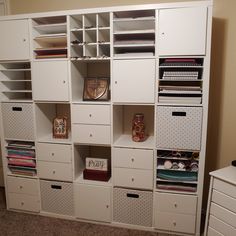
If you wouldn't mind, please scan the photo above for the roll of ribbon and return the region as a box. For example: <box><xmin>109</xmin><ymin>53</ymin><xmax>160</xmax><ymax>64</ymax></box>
<box><xmin>164</xmin><ymin>160</ymin><xmax>172</xmax><ymax>169</ymax></box>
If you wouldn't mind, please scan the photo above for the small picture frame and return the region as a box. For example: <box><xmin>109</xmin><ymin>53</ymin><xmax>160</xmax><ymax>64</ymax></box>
<box><xmin>53</xmin><ymin>116</ymin><xmax>68</xmax><ymax>139</ymax></box>
<box><xmin>83</xmin><ymin>77</ymin><xmax>110</xmax><ymax>101</ymax></box>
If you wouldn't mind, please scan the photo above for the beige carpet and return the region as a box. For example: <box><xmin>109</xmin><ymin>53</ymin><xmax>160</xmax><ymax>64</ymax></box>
<box><xmin>0</xmin><ymin>187</ymin><xmax>160</xmax><ymax>236</ymax></box>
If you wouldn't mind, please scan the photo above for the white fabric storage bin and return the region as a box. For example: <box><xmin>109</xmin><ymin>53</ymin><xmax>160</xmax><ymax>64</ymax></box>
<box><xmin>156</xmin><ymin>106</ymin><xmax>202</xmax><ymax>150</ymax></box>
<box><xmin>40</xmin><ymin>180</ymin><xmax>74</xmax><ymax>216</ymax></box>
<box><xmin>113</xmin><ymin>188</ymin><xmax>153</xmax><ymax>227</ymax></box>
<box><xmin>1</xmin><ymin>102</ymin><xmax>35</xmax><ymax>140</ymax></box>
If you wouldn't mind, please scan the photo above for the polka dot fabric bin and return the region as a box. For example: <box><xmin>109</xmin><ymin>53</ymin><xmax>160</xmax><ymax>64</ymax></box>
<box><xmin>113</xmin><ymin>188</ymin><xmax>153</xmax><ymax>227</ymax></box>
<box><xmin>156</xmin><ymin>106</ymin><xmax>203</xmax><ymax>150</ymax></box>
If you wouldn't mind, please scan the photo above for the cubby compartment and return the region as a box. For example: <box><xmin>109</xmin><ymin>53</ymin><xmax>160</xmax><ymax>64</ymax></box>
<box><xmin>71</xmin><ymin>60</ymin><xmax>110</xmax><ymax>102</ymax></box>
<box><xmin>158</xmin><ymin>58</ymin><xmax>204</xmax><ymax>104</ymax></box>
<box><xmin>35</xmin><ymin>103</ymin><xmax>71</xmax><ymax>143</ymax></box>
<box><xmin>113</xmin><ymin>10</ymin><xmax>155</xmax><ymax>57</ymax></box>
<box><xmin>32</xmin><ymin>16</ymin><xmax>67</xmax><ymax>59</ymax></box>
<box><xmin>113</xmin><ymin>105</ymin><xmax>154</xmax><ymax>148</ymax></box>
<box><xmin>156</xmin><ymin>149</ymin><xmax>199</xmax><ymax>193</ymax></box>
<box><xmin>0</xmin><ymin>61</ymin><xmax>32</xmax><ymax>101</ymax></box>
<box><xmin>6</xmin><ymin>140</ymin><xmax>36</xmax><ymax>177</ymax></box>
<box><xmin>74</xmin><ymin>145</ymin><xmax>111</xmax><ymax>184</ymax></box>
<box><xmin>70</xmin><ymin>13</ymin><xmax>110</xmax><ymax>60</ymax></box>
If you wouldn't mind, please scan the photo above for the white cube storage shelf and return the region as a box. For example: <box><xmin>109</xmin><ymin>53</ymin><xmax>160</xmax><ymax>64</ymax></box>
<box><xmin>0</xmin><ymin>1</ymin><xmax>212</xmax><ymax>236</ymax></box>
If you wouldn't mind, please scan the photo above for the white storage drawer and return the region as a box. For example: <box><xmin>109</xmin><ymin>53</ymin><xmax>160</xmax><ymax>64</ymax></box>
<box><xmin>154</xmin><ymin>192</ymin><xmax>197</xmax><ymax>215</ymax></box>
<box><xmin>8</xmin><ymin>193</ymin><xmax>40</xmax><ymax>212</ymax></box>
<box><xmin>37</xmin><ymin>143</ymin><xmax>72</xmax><ymax>163</ymax></box>
<box><xmin>213</xmin><ymin>178</ymin><xmax>236</xmax><ymax>200</ymax></box>
<box><xmin>154</xmin><ymin>211</ymin><xmax>196</xmax><ymax>234</ymax></box>
<box><xmin>209</xmin><ymin>215</ymin><xmax>236</xmax><ymax>236</ymax></box>
<box><xmin>74</xmin><ymin>184</ymin><xmax>111</xmax><ymax>222</ymax></box>
<box><xmin>72</xmin><ymin>104</ymin><xmax>110</xmax><ymax>125</ymax></box>
<box><xmin>113</xmin><ymin>148</ymin><xmax>153</xmax><ymax>170</ymax></box>
<box><xmin>113</xmin><ymin>167</ymin><xmax>153</xmax><ymax>190</ymax></box>
<box><xmin>156</xmin><ymin>106</ymin><xmax>202</xmax><ymax>150</ymax></box>
<box><xmin>212</xmin><ymin>189</ymin><xmax>236</xmax><ymax>214</ymax></box>
<box><xmin>7</xmin><ymin>176</ymin><xmax>39</xmax><ymax>195</ymax></box>
<box><xmin>40</xmin><ymin>180</ymin><xmax>74</xmax><ymax>216</ymax></box>
<box><xmin>208</xmin><ymin>227</ymin><xmax>223</xmax><ymax>236</ymax></box>
<box><xmin>38</xmin><ymin>161</ymin><xmax>72</xmax><ymax>182</ymax></box>
<box><xmin>2</xmin><ymin>103</ymin><xmax>35</xmax><ymax>140</ymax></box>
<box><xmin>72</xmin><ymin>124</ymin><xmax>110</xmax><ymax>145</ymax></box>
<box><xmin>210</xmin><ymin>203</ymin><xmax>236</xmax><ymax>228</ymax></box>
<box><xmin>113</xmin><ymin>188</ymin><xmax>153</xmax><ymax>227</ymax></box>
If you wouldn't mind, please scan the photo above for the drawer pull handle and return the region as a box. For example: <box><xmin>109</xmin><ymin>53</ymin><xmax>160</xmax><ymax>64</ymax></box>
<box><xmin>89</xmin><ymin>114</ymin><xmax>92</xmax><ymax>117</ymax></box>
<box><xmin>172</xmin><ymin>111</ymin><xmax>186</xmax><ymax>117</ymax></box>
<box><xmin>89</xmin><ymin>134</ymin><xmax>93</xmax><ymax>137</ymax></box>
<box><xmin>21</xmin><ymin>202</ymin><xmax>24</xmax><ymax>206</ymax></box>
<box><xmin>131</xmin><ymin>178</ymin><xmax>134</xmax><ymax>182</ymax></box>
<box><xmin>51</xmin><ymin>153</ymin><xmax>54</xmax><ymax>156</ymax></box>
<box><xmin>127</xmin><ymin>193</ymin><xmax>139</xmax><ymax>198</ymax></box>
<box><xmin>174</xmin><ymin>203</ymin><xmax>177</xmax><ymax>208</ymax></box>
<box><xmin>19</xmin><ymin>186</ymin><xmax>23</xmax><ymax>189</ymax></box>
<box><xmin>106</xmin><ymin>205</ymin><xmax>109</xmax><ymax>208</ymax></box>
<box><xmin>131</xmin><ymin>158</ymin><xmax>134</xmax><ymax>162</ymax></box>
<box><xmin>53</xmin><ymin>170</ymin><xmax>56</xmax><ymax>174</ymax></box>
<box><xmin>12</xmin><ymin>107</ymin><xmax>22</xmax><ymax>111</ymax></box>
<box><xmin>51</xmin><ymin>185</ymin><xmax>62</xmax><ymax>189</ymax></box>
<box><xmin>173</xmin><ymin>221</ymin><xmax>176</xmax><ymax>226</ymax></box>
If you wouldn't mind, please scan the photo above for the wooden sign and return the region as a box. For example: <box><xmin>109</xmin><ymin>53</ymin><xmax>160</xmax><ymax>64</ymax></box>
<box><xmin>85</xmin><ymin>158</ymin><xmax>108</xmax><ymax>171</ymax></box>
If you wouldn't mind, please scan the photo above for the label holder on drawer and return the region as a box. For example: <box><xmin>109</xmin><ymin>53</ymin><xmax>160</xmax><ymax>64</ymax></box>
<box><xmin>172</xmin><ymin>111</ymin><xmax>186</xmax><ymax>116</ymax></box>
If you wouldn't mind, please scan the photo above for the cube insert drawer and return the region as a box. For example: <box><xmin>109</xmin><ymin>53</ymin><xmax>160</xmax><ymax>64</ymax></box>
<box><xmin>72</xmin><ymin>104</ymin><xmax>110</xmax><ymax>125</ymax></box>
<box><xmin>7</xmin><ymin>176</ymin><xmax>39</xmax><ymax>195</ymax></box>
<box><xmin>154</xmin><ymin>192</ymin><xmax>197</xmax><ymax>215</ymax></box>
<box><xmin>72</xmin><ymin>124</ymin><xmax>110</xmax><ymax>145</ymax></box>
<box><xmin>113</xmin><ymin>147</ymin><xmax>153</xmax><ymax>170</ymax></box>
<box><xmin>2</xmin><ymin>103</ymin><xmax>35</xmax><ymax>140</ymax></box>
<box><xmin>37</xmin><ymin>143</ymin><xmax>72</xmax><ymax>163</ymax></box>
<box><xmin>113</xmin><ymin>167</ymin><xmax>153</xmax><ymax>190</ymax></box>
<box><xmin>40</xmin><ymin>180</ymin><xmax>74</xmax><ymax>216</ymax></box>
<box><xmin>154</xmin><ymin>211</ymin><xmax>196</xmax><ymax>234</ymax></box>
<box><xmin>8</xmin><ymin>193</ymin><xmax>40</xmax><ymax>212</ymax></box>
<box><xmin>213</xmin><ymin>178</ymin><xmax>236</xmax><ymax>200</ymax></box>
<box><xmin>113</xmin><ymin>188</ymin><xmax>153</xmax><ymax>227</ymax></box>
<box><xmin>38</xmin><ymin>161</ymin><xmax>72</xmax><ymax>182</ymax></box>
<box><xmin>156</xmin><ymin>106</ymin><xmax>202</xmax><ymax>150</ymax></box>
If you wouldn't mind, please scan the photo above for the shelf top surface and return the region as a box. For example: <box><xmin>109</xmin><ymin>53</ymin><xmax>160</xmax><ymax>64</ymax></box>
<box><xmin>0</xmin><ymin>1</ymin><xmax>213</xmax><ymax>21</ymax></box>
<box><xmin>210</xmin><ymin>166</ymin><xmax>236</xmax><ymax>185</ymax></box>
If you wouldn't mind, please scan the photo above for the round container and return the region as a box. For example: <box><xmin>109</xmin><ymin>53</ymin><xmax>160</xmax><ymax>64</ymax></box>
<box><xmin>132</xmin><ymin>113</ymin><xmax>146</xmax><ymax>142</ymax></box>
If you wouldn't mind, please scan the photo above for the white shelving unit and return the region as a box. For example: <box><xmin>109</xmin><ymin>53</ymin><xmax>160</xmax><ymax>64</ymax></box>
<box><xmin>0</xmin><ymin>1</ymin><xmax>213</xmax><ymax>236</ymax></box>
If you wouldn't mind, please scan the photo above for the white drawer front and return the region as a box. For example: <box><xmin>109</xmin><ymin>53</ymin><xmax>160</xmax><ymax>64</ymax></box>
<box><xmin>155</xmin><ymin>211</ymin><xmax>196</xmax><ymax>234</ymax></box>
<box><xmin>8</xmin><ymin>193</ymin><xmax>40</xmax><ymax>212</ymax></box>
<box><xmin>208</xmin><ymin>227</ymin><xmax>224</xmax><ymax>236</ymax></box>
<box><xmin>72</xmin><ymin>104</ymin><xmax>110</xmax><ymax>125</ymax></box>
<box><xmin>154</xmin><ymin>192</ymin><xmax>197</xmax><ymax>215</ymax></box>
<box><xmin>72</xmin><ymin>124</ymin><xmax>110</xmax><ymax>145</ymax></box>
<box><xmin>213</xmin><ymin>178</ymin><xmax>236</xmax><ymax>200</ymax></box>
<box><xmin>212</xmin><ymin>189</ymin><xmax>236</xmax><ymax>214</ymax></box>
<box><xmin>113</xmin><ymin>168</ymin><xmax>153</xmax><ymax>190</ymax></box>
<box><xmin>7</xmin><ymin>176</ymin><xmax>39</xmax><ymax>195</ymax></box>
<box><xmin>113</xmin><ymin>148</ymin><xmax>153</xmax><ymax>170</ymax></box>
<box><xmin>37</xmin><ymin>143</ymin><xmax>72</xmax><ymax>163</ymax></box>
<box><xmin>209</xmin><ymin>215</ymin><xmax>236</xmax><ymax>236</ymax></box>
<box><xmin>210</xmin><ymin>203</ymin><xmax>236</xmax><ymax>228</ymax></box>
<box><xmin>38</xmin><ymin>161</ymin><xmax>72</xmax><ymax>182</ymax></box>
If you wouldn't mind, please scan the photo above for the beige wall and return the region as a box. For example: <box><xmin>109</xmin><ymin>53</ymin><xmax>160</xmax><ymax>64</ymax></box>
<box><xmin>9</xmin><ymin>0</ymin><xmax>236</xmax><ymax>207</ymax></box>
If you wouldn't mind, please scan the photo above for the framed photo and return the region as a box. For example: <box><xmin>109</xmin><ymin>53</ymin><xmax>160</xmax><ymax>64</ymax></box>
<box><xmin>83</xmin><ymin>77</ymin><xmax>110</xmax><ymax>101</ymax></box>
<box><xmin>53</xmin><ymin>116</ymin><xmax>68</xmax><ymax>139</ymax></box>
